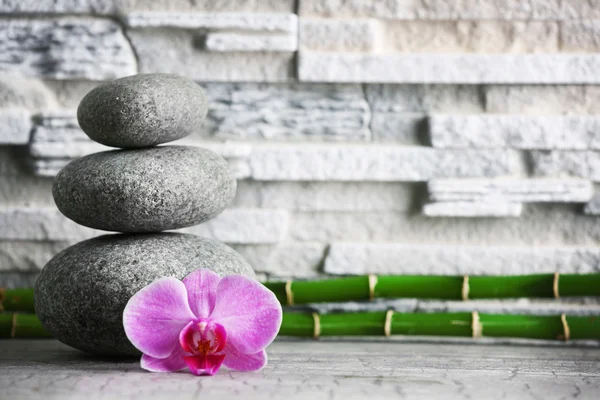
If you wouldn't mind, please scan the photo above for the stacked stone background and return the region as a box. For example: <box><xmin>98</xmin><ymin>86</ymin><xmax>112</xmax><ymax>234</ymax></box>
<box><xmin>2</xmin><ymin>0</ymin><xmax>600</xmax><ymax>314</ymax></box>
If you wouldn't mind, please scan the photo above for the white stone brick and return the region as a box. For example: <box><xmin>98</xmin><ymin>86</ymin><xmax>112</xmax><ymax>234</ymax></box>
<box><xmin>124</xmin><ymin>12</ymin><xmax>297</xmax><ymax>33</ymax></box>
<box><xmin>561</xmin><ymin>20</ymin><xmax>600</xmax><ymax>52</ymax></box>
<box><xmin>365</xmin><ymin>84</ymin><xmax>484</xmax><ymax>113</ymax></box>
<box><xmin>383</xmin><ymin>21</ymin><xmax>558</xmax><ymax>53</ymax></box>
<box><xmin>234</xmin><ymin>182</ymin><xmax>415</xmax><ymax>212</ymax></box>
<box><xmin>423</xmin><ymin>202</ymin><xmax>523</xmax><ymax>217</ymax></box>
<box><xmin>584</xmin><ymin>190</ymin><xmax>600</xmax><ymax>216</ymax></box>
<box><xmin>232</xmin><ymin>242</ymin><xmax>326</xmax><ymax>277</ymax></box>
<box><xmin>288</xmin><ymin>207</ymin><xmax>600</xmax><ymax>245</ymax></box>
<box><xmin>205</xmin><ymin>33</ymin><xmax>297</xmax><ymax>52</ymax></box>
<box><xmin>300</xmin><ymin>19</ymin><xmax>380</xmax><ymax>52</ymax></box>
<box><xmin>0</xmin><ymin>78</ymin><xmax>58</xmax><ymax>111</ymax></box>
<box><xmin>298</xmin><ymin>53</ymin><xmax>600</xmax><ymax>84</ymax></box>
<box><xmin>430</xmin><ymin>115</ymin><xmax>600</xmax><ymax>150</ymax></box>
<box><xmin>181</xmin><ymin>209</ymin><xmax>289</xmax><ymax>244</ymax></box>
<box><xmin>0</xmin><ymin>19</ymin><xmax>136</xmax><ymax>80</ymax></box>
<box><xmin>324</xmin><ymin>242</ymin><xmax>600</xmax><ymax>275</ymax></box>
<box><xmin>428</xmin><ymin>178</ymin><xmax>594</xmax><ymax>203</ymax></box>
<box><xmin>0</xmin><ymin>207</ymin><xmax>288</xmax><ymax>244</ymax></box>
<box><xmin>248</xmin><ymin>144</ymin><xmax>517</xmax><ymax>181</ymax></box>
<box><xmin>0</xmin><ymin>241</ymin><xmax>71</xmax><ymax>271</ymax></box>
<box><xmin>0</xmin><ymin>109</ymin><xmax>31</xmax><ymax>145</ymax></box>
<box><xmin>127</xmin><ymin>29</ymin><xmax>293</xmax><ymax>82</ymax></box>
<box><xmin>531</xmin><ymin>151</ymin><xmax>600</xmax><ymax>181</ymax></box>
<box><xmin>484</xmin><ymin>85</ymin><xmax>600</xmax><ymax>115</ymax></box>
<box><xmin>204</xmin><ymin>83</ymin><xmax>370</xmax><ymax>141</ymax></box>
<box><xmin>370</xmin><ymin>113</ymin><xmax>426</xmax><ymax>143</ymax></box>
<box><xmin>299</xmin><ymin>0</ymin><xmax>569</xmax><ymax>20</ymax></box>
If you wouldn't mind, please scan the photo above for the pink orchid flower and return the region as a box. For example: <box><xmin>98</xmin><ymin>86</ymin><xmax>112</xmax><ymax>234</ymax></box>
<box><xmin>123</xmin><ymin>269</ymin><xmax>282</xmax><ymax>376</ymax></box>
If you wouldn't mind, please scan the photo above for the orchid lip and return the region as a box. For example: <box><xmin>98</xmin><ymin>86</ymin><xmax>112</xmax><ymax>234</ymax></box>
<box><xmin>180</xmin><ymin>318</ymin><xmax>227</xmax><ymax>356</ymax></box>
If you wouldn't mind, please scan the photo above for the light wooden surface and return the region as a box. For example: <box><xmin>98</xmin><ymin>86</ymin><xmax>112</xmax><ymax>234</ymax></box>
<box><xmin>1</xmin><ymin>339</ymin><xmax>599</xmax><ymax>399</ymax></box>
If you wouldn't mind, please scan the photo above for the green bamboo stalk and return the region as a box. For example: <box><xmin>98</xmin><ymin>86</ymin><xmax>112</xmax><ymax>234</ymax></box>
<box><xmin>2</xmin><ymin>311</ymin><xmax>599</xmax><ymax>342</ymax></box>
<box><xmin>265</xmin><ymin>273</ymin><xmax>600</xmax><ymax>305</ymax></box>
<box><xmin>4</xmin><ymin>272</ymin><xmax>600</xmax><ymax>314</ymax></box>
<box><xmin>0</xmin><ymin>288</ymin><xmax>36</xmax><ymax>313</ymax></box>
<box><xmin>0</xmin><ymin>313</ymin><xmax>53</xmax><ymax>338</ymax></box>
<box><xmin>279</xmin><ymin>311</ymin><xmax>600</xmax><ymax>341</ymax></box>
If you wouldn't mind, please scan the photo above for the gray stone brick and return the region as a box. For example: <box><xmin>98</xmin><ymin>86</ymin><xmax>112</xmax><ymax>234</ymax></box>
<box><xmin>203</xmin><ymin>83</ymin><xmax>370</xmax><ymax>141</ymax></box>
<box><xmin>365</xmin><ymin>84</ymin><xmax>484</xmax><ymax>113</ymax></box>
<box><xmin>0</xmin><ymin>19</ymin><xmax>136</xmax><ymax>80</ymax></box>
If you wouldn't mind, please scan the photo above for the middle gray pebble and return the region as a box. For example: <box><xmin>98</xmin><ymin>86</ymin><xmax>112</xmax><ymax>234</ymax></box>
<box><xmin>52</xmin><ymin>146</ymin><xmax>236</xmax><ymax>233</ymax></box>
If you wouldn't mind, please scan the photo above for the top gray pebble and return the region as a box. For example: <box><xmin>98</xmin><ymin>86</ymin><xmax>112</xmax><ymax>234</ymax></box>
<box><xmin>77</xmin><ymin>73</ymin><xmax>208</xmax><ymax>148</ymax></box>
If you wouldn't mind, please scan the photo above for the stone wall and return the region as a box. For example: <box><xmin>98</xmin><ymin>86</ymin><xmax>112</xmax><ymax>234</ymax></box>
<box><xmin>2</xmin><ymin>0</ymin><xmax>600</xmax><ymax>313</ymax></box>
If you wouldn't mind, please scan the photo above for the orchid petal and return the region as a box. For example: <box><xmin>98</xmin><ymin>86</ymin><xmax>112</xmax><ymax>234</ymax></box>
<box><xmin>140</xmin><ymin>348</ymin><xmax>187</xmax><ymax>373</ymax></box>
<box><xmin>184</xmin><ymin>354</ymin><xmax>226</xmax><ymax>376</ymax></box>
<box><xmin>123</xmin><ymin>277</ymin><xmax>196</xmax><ymax>358</ymax></box>
<box><xmin>223</xmin><ymin>345</ymin><xmax>267</xmax><ymax>372</ymax></box>
<box><xmin>209</xmin><ymin>275</ymin><xmax>282</xmax><ymax>354</ymax></box>
<box><xmin>182</xmin><ymin>269</ymin><xmax>220</xmax><ymax>318</ymax></box>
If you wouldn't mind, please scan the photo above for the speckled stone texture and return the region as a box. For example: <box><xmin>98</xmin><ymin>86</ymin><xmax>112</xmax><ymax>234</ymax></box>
<box><xmin>34</xmin><ymin>233</ymin><xmax>255</xmax><ymax>357</ymax></box>
<box><xmin>52</xmin><ymin>146</ymin><xmax>236</xmax><ymax>232</ymax></box>
<box><xmin>77</xmin><ymin>73</ymin><xmax>208</xmax><ymax>148</ymax></box>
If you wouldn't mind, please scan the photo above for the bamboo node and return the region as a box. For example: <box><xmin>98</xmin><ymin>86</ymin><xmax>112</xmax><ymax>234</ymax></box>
<box><xmin>312</xmin><ymin>312</ymin><xmax>321</xmax><ymax>340</ymax></box>
<box><xmin>368</xmin><ymin>274</ymin><xmax>378</xmax><ymax>301</ymax></box>
<box><xmin>285</xmin><ymin>280</ymin><xmax>294</xmax><ymax>306</ymax></box>
<box><xmin>384</xmin><ymin>309</ymin><xmax>394</xmax><ymax>337</ymax></box>
<box><xmin>10</xmin><ymin>312</ymin><xmax>17</xmax><ymax>338</ymax></box>
<box><xmin>462</xmin><ymin>276</ymin><xmax>470</xmax><ymax>301</ymax></box>
<box><xmin>561</xmin><ymin>314</ymin><xmax>570</xmax><ymax>342</ymax></box>
<box><xmin>471</xmin><ymin>311</ymin><xmax>482</xmax><ymax>338</ymax></box>
<box><xmin>553</xmin><ymin>272</ymin><xmax>560</xmax><ymax>299</ymax></box>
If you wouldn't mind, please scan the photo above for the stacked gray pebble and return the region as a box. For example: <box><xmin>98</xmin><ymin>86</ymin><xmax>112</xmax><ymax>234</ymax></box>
<box><xmin>35</xmin><ymin>73</ymin><xmax>255</xmax><ymax>357</ymax></box>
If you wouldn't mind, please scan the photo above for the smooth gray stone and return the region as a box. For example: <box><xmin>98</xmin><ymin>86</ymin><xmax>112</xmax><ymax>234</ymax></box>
<box><xmin>34</xmin><ymin>233</ymin><xmax>255</xmax><ymax>357</ymax></box>
<box><xmin>77</xmin><ymin>73</ymin><xmax>208</xmax><ymax>148</ymax></box>
<box><xmin>52</xmin><ymin>146</ymin><xmax>236</xmax><ymax>232</ymax></box>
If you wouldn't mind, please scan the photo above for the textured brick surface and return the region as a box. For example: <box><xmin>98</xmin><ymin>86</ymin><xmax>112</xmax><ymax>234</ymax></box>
<box><xmin>428</xmin><ymin>179</ymin><xmax>594</xmax><ymax>203</ymax></box>
<box><xmin>203</xmin><ymin>83</ymin><xmax>370</xmax><ymax>141</ymax></box>
<box><xmin>430</xmin><ymin>115</ymin><xmax>600</xmax><ymax>150</ymax></box>
<box><xmin>299</xmin><ymin>0</ymin><xmax>585</xmax><ymax>20</ymax></box>
<box><xmin>0</xmin><ymin>19</ymin><xmax>136</xmax><ymax>80</ymax></box>
<box><xmin>530</xmin><ymin>151</ymin><xmax>600</xmax><ymax>181</ymax></box>
<box><xmin>249</xmin><ymin>145</ymin><xmax>517</xmax><ymax>181</ymax></box>
<box><xmin>299</xmin><ymin>53</ymin><xmax>600</xmax><ymax>84</ymax></box>
<box><xmin>325</xmin><ymin>243</ymin><xmax>600</xmax><ymax>275</ymax></box>
<box><xmin>422</xmin><ymin>202</ymin><xmax>523</xmax><ymax>217</ymax></box>
<box><xmin>0</xmin><ymin>109</ymin><xmax>31</xmax><ymax>145</ymax></box>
